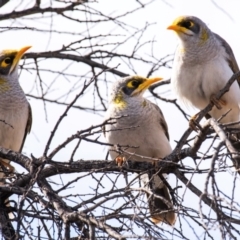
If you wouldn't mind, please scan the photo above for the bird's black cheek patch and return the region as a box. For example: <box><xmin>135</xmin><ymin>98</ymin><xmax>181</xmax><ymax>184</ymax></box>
<box><xmin>0</xmin><ymin>67</ymin><xmax>10</xmax><ymax>75</ymax></box>
<box><xmin>191</xmin><ymin>23</ymin><xmax>200</xmax><ymax>34</ymax></box>
<box><xmin>122</xmin><ymin>86</ymin><xmax>134</xmax><ymax>96</ymax></box>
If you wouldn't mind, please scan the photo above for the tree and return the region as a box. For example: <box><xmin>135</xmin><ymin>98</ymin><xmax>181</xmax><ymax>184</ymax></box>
<box><xmin>0</xmin><ymin>0</ymin><xmax>239</xmax><ymax>239</ymax></box>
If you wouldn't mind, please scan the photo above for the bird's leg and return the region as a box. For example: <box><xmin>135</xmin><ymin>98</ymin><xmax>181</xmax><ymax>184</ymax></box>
<box><xmin>189</xmin><ymin>113</ymin><xmax>203</xmax><ymax>132</ymax></box>
<box><xmin>115</xmin><ymin>156</ymin><xmax>126</xmax><ymax>167</ymax></box>
<box><xmin>210</xmin><ymin>94</ymin><xmax>226</xmax><ymax>110</ymax></box>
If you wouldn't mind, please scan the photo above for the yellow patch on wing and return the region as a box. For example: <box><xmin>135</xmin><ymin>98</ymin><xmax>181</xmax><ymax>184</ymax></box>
<box><xmin>113</xmin><ymin>93</ymin><xmax>127</xmax><ymax>108</ymax></box>
<box><xmin>199</xmin><ymin>28</ymin><xmax>209</xmax><ymax>45</ymax></box>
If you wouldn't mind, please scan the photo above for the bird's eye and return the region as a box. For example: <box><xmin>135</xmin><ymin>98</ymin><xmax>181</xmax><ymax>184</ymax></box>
<box><xmin>131</xmin><ymin>80</ymin><xmax>139</xmax><ymax>87</ymax></box>
<box><xmin>1</xmin><ymin>57</ymin><xmax>13</xmax><ymax>68</ymax></box>
<box><xmin>127</xmin><ymin>80</ymin><xmax>140</xmax><ymax>88</ymax></box>
<box><xmin>181</xmin><ymin>21</ymin><xmax>194</xmax><ymax>29</ymax></box>
<box><xmin>4</xmin><ymin>58</ymin><xmax>12</xmax><ymax>65</ymax></box>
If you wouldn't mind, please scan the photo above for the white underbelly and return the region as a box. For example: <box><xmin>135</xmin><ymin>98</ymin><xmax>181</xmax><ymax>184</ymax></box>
<box><xmin>172</xmin><ymin>57</ymin><xmax>240</xmax><ymax>124</ymax></box>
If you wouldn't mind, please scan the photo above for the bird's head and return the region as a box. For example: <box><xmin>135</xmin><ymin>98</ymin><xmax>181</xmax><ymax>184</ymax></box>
<box><xmin>0</xmin><ymin>46</ymin><xmax>31</xmax><ymax>79</ymax></box>
<box><xmin>167</xmin><ymin>16</ymin><xmax>211</xmax><ymax>46</ymax></box>
<box><xmin>110</xmin><ymin>76</ymin><xmax>162</xmax><ymax>108</ymax></box>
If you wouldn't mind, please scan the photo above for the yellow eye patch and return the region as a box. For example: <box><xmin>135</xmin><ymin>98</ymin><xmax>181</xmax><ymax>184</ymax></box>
<box><xmin>179</xmin><ymin>20</ymin><xmax>194</xmax><ymax>29</ymax></box>
<box><xmin>188</xmin><ymin>21</ymin><xmax>194</xmax><ymax>28</ymax></box>
<box><xmin>1</xmin><ymin>57</ymin><xmax>13</xmax><ymax>68</ymax></box>
<box><xmin>126</xmin><ymin>80</ymin><xmax>141</xmax><ymax>88</ymax></box>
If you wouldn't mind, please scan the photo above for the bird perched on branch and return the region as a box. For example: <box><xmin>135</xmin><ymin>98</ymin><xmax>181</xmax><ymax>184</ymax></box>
<box><xmin>104</xmin><ymin>76</ymin><xmax>176</xmax><ymax>225</ymax></box>
<box><xmin>167</xmin><ymin>16</ymin><xmax>240</xmax><ymax>133</ymax></box>
<box><xmin>0</xmin><ymin>46</ymin><xmax>32</xmax><ymax>205</ymax></box>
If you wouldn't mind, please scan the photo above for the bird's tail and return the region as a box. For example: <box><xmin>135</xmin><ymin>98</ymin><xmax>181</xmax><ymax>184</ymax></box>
<box><xmin>147</xmin><ymin>184</ymin><xmax>176</xmax><ymax>225</ymax></box>
<box><xmin>229</xmin><ymin>132</ymin><xmax>240</xmax><ymax>147</ymax></box>
<box><xmin>143</xmin><ymin>173</ymin><xmax>176</xmax><ymax>226</ymax></box>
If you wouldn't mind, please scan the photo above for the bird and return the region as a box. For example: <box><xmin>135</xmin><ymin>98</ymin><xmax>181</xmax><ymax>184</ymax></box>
<box><xmin>167</xmin><ymin>16</ymin><xmax>240</xmax><ymax>133</ymax></box>
<box><xmin>0</xmin><ymin>46</ymin><xmax>32</xmax><ymax>211</ymax></box>
<box><xmin>104</xmin><ymin>76</ymin><xmax>176</xmax><ymax>225</ymax></box>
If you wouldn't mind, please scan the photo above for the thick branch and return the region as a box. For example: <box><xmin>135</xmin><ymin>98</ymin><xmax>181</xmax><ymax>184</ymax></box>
<box><xmin>25</xmin><ymin>51</ymin><xmax>129</xmax><ymax>78</ymax></box>
<box><xmin>38</xmin><ymin>178</ymin><xmax>126</xmax><ymax>240</ymax></box>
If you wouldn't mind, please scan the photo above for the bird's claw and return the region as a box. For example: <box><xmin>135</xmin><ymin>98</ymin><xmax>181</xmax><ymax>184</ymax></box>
<box><xmin>115</xmin><ymin>156</ymin><xmax>126</xmax><ymax>167</ymax></box>
<box><xmin>189</xmin><ymin>113</ymin><xmax>202</xmax><ymax>132</ymax></box>
<box><xmin>210</xmin><ymin>95</ymin><xmax>226</xmax><ymax>110</ymax></box>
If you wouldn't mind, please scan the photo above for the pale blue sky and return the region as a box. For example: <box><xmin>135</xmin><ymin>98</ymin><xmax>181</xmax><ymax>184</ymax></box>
<box><xmin>1</xmin><ymin>1</ymin><xmax>240</xmax><ymax>239</ymax></box>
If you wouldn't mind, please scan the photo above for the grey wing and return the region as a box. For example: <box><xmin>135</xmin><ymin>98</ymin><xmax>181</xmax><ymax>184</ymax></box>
<box><xmin>19</xmin><ymin>103</ymin><xmax>32</xmax><ymax>153</ymax></box>
<box><xmin>150</xmin><ymin>102</ymin><xmax>170</xmax><ymax>141</ymax></box>
<box><xmin>214</xmin><ymin>33</ymin><xmax>240</xmax><ymax>85</ymax></box>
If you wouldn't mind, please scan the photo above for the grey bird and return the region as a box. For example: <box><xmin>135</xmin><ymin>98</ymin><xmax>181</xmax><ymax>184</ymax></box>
<box><xmin>167</xmin><ymin>16</ymin><xmax>240</xmax><ymax>131</ymax></box>
<box><xmin>0</xmin><ymin>46</ymin><xmax>32</xmax><ymax>205</ymax></box>
<box><xmin>104</xmin><ymin>76</ymin><xmax>176</xmax><ymax>225</ymax></box>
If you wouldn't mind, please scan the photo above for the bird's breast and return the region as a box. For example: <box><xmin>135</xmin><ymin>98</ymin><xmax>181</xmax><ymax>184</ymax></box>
<box><xmin>0</xmin><ymin>100</ymin><xmax>29</xmax><ymax>151</ymax></box>
<box><xmin>105</xmin><ymin>104</ymin><xmax>171</xmax><ymax>161</ymax></box>
<box><xmin>172</xmin><ymin>50</ymin><xmax>240</xmax><ymax>123</ymax></box>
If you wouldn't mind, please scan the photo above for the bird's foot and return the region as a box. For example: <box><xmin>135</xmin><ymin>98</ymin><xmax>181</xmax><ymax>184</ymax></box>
<box><xmin>210</xmin><ymin>95</ymin><xmax>226</xmax><ymax>110</ymax></box>
<box><xmin>115</xmin><ymin>156</ymin><xmax>126</xmax><ymax>167</ymax></box>
<box><xmin>0</xmin><ymin>161</ymin><xmax>14</xmax><ymax>173</ymax></box>
<box><xmin>189</xmin><ymin>113</ymin><xmax>202</xmax><ymax>132</ymax></box>
<box><xmin>151</xmin><ymin>159</ymin><xmax>159</xmax><ymax>167</ymax></box>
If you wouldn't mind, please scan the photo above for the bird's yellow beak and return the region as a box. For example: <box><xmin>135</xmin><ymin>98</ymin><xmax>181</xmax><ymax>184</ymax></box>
<box><xmin>9</xmin><ymin>46</ymin><xmax>31</xmax><ymax>74</ymax></box>
<box><xmin>167</xmin><ymin>24</ymin><xmax>188</xmax><ymax>34</ymax></box>
<box><xmin>132</xmin><ymin>77</ymin><xmax>163</xmax><ymax>96</ymax></box>
<box><xmin>167</xmin><ymin>16</ymin><xmax>193</xmax><ymax>35</ymax></box>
